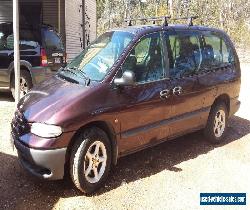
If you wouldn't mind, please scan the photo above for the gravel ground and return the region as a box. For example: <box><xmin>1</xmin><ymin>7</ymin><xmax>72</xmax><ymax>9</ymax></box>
<box><xmin>0</xmin><ymin>63</ymin><xmax>249</xmax><ymax>210</ymax></box>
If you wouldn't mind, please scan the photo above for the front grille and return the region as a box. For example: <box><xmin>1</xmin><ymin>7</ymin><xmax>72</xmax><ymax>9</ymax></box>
<box><xmin>11</xmin><ymin>110</ymin><xmax>30</xmax><ymax>140</ymax></box>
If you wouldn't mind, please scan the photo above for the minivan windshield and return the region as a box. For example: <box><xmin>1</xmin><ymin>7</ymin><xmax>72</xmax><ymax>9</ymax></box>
<box><xmin>59</xmin><ymin>31</ymin><xmax>134</xmax><ymax>83</ymax></box>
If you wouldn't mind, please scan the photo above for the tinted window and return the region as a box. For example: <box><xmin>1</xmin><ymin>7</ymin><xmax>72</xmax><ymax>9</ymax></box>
<box><xmin>0</xmin><ymin>27</ymin><xmax>39</xmax><ymax>50</ymax></box>
<box><xmin>0</xmin><ymin>32</ymin><xmax>6</xmax><ymax>50</ymax></box>
<box><xmin>121</xmin><ymin>32</ymin><xmax>164</xmax><ymax>83</ymax></box>
<box><xmin>20</xmin><ymin>29</ymin><xmax>39</xmax><ymax>50</ymax></box>
<box><xmin>0</xmin><ymin>24</ymin><xmax>12</xmax><ymax>50</ymax></box>
<box><xmin>166</xmin><ymin>33</ymin><xmax>201</xmax><ymax>78</ymax></box>
<box><xmin>43</xmin><ymin>29</ymin><xmax>63</xmax><ymax>51</ymax></box>
<box><xmin>201</xmin><ymin>34</ymin><xmax>234</xmax><ymax>69</ymax></box>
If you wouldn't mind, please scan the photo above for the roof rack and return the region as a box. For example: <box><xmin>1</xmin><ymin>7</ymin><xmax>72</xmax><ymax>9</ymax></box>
<box><xmin>125</xmin><ymin>15</ymin><xmax>198</xmax><ymax>27</ymax></box>
<box><xmin>125</xmin><ymin>16</ymin><xmax>171</xmax><ymax>27</ymax></box>
<box><xmin>171</xmin><ymin>16</ymin><xmax>198</xmax><ymax>26</ymax></box>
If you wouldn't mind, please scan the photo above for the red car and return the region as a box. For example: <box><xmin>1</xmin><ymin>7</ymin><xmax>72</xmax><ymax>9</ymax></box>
<box><xmin>11</xmin><ymin>19</ymin><xmax>241</xmax><ymax>194</ymax></box>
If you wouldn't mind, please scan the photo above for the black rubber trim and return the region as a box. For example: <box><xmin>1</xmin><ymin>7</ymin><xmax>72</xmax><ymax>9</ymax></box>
<box><xmin>121</xmin><ymin>106</ymin><xmax>210</xmax><ymax>138</ymax></box>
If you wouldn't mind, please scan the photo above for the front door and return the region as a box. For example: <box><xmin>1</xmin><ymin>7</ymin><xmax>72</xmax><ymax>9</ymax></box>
<box><xmin>117</xmin><ymin>32</ymin><xmax>172</xmax><ymax>155</ymax></box>
<box><xmin>164</xmin><ymin>30</ymin><xmax>205</xmax><ymax>136</ymax></box>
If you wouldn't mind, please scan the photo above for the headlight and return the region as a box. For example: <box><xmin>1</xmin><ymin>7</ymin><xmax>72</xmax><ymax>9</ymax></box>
<box><xmin>31</xmin><ymin>123</ymin><xmax>63</xmax><ymax>138</ymax></box>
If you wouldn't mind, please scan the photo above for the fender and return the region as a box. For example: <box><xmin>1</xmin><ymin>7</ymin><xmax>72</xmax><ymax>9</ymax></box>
<box><xmin>8</xmin><ymin>60</ymin><xmax>33</xmax><ymax>83</ymax></box>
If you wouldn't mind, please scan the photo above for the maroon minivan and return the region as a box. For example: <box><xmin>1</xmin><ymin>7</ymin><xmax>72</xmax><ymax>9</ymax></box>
<box><xmin>11</xmin><ymin>21</ymin><xmax>241</xmax><ymax>193</ymax></box>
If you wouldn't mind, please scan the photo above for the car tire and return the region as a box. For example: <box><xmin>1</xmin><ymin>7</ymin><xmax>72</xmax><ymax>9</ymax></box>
<box><xmin>204</xmin><ymin>102</ymin><xmax>228</xmax><ymax>144</ymax></box>
<box><xmin>70</xmin><ymin>127</ymin><xmax>112</xmax><ymax>194</ymax></box>
<box><xmin>11</xmin><ymin>70</ymin><xmax>33</xmax><ymax>99</ymax></box>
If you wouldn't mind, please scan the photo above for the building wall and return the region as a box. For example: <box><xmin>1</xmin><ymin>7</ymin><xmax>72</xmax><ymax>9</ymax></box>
<box><xmin>85</xmin><ymin>0</ymin><xmax>97</xmax><ymax>46</ymax></box>
<box><xmin>0</xmin><ymin>0</ymin><xmax>12</xmax><ymax>23</ymax></box>
<box><xmin>0</xmin><ymin>0</ymin><xmax>59</xmax><ymax>27</ymax></box>
<box><xmin>0</xmin><ymin>0</ymin><xmax>96</xmax><ymax>61</ymax></box>
<box><xmin>65</xmin><ymin>0</ymin><xmax>97</xmax><ymax>61</ymax></box>
<box><xmin>42</xmin><ymin>0</ymin><xmax>66</xmax><ymax>44</ymax></box>
<box><xmin>42</xmin><ymin>0</ymin><xmax>58</xmax><ymax>29</ymax></box>
<box><xmin>65</xmin><ymin>0</ymin><xmax>83</xmax><ymax>61</ymax></box>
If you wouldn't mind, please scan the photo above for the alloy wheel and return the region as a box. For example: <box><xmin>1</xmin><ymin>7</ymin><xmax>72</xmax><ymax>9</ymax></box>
<box><xmin>84</xmin><ymin>141</ymin><xmax>107</xmax><ymax>184</ymax></box>
<box><xmin>213</xmin><ymin>109</ymin><xmax>226</xmax><ymax>138</ymax></box>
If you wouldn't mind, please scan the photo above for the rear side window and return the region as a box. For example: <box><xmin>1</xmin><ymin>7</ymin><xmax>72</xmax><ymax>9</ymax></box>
<box><xmin>165</xmin><ymin>32</ymin><xmax>202</xmax><ymax>78</ymax></box>
<box><xmin>20</xmin><ymin>29</ymin><xmax>39</xmax><ymax>50</ymax></box>
<box><xmin>0</xmin><ymin>24</ymin><xmax>12</xmax><ymax>50</ymax></box>
<box><xmin>0</xmin><ymin>27</ymin><xmax>39</xmax><ymax>50</ymax></box>
<box><xmin>201</xmin><ymin>33</ymin><xmax>234</xmax><ymax>69</ymax></box>
<box><xmin>43</xmin><ymin>29</ymin><xmax>64</xmax><ymax>51</ymax></box>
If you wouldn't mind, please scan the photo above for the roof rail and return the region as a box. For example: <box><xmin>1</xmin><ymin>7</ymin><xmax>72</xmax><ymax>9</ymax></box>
<box><xmin>125</xmin><ymin>16</ymin><xmax>171</xmax><ymax>27</ymax></box>
<box><xmin>124</xmin><ymin>15</ymin><xmax>198</xmax><ymax>27</ymax></box>
<box><xmin>172</xmin><ymin>16</ymin><xmax>198</xmax><ymax>26</ymax></box>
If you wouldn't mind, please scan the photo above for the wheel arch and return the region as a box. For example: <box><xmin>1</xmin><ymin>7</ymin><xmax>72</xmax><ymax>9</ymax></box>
<box><xmin>9</xmin><ymin>61</ymin><xmax>33</xmax><ymax>84</ymax></box>
<box><xmin>212</xmin><ymin>94</ymin><xmax>230</xmax><ymax>113</ymax></box>
<box><xmin>65</xmin><ymin>120</ymin><xmax>118</xmax><ymax>172</ymax></box>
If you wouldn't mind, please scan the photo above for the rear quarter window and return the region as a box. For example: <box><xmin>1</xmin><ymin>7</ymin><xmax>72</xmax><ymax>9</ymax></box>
<box><xmin>201</xmin><ymin>32</ymin><xmax>235</xmax><ymax>70</ymax></box>
<box><xmin>0</xmin><ymin>27</ymin><xmax>39</xmax><ymax>50</ymax></box>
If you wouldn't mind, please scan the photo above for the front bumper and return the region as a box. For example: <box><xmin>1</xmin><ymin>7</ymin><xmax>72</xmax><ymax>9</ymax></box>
<box><xmin>14</xmin><ymin>139</ymin><xmax>66</xmax><ymax>180</ymax></box>
<box><xmin>229</xmin><ymin>98</ymin><xmax>241</xmax><ymax>117</ymax></box>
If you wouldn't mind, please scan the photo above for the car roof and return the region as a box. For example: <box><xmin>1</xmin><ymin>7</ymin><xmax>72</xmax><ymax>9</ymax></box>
<box><xmin>111</xmin><ymin>24</ymin><xmax>226</xmax><ymax>37</ymax></box>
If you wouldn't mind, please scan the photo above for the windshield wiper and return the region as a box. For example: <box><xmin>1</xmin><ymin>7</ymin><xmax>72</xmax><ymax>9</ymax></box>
<box><xmin>68</xmin><ymin>66</ymin><xmax>91</xmax><ymax>86</ymax></box>
<box><xmin>61</xmin><ymin>67</ymin><xmax>78</xmax><ymax>76</ymax></box>
<box><xmin>78</xmin><ymin>70</ymin><xmax>91</xmax><ymax>86</ymax></box>
<box><xmin>58</xmin><ymin>73</ymin><xmax>79</xmax><ymax>84</ymax></box>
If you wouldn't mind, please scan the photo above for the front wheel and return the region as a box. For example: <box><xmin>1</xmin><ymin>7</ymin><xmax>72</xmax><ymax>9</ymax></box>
<box><xmin>70</xmin><ymin>127</ymin><xmax>112</xmax><ymax>194</ymax></box>
<box><xmin>204</xmin><ymin>102</ymin><xmax>228</xmax><ymax>144</ymax></box>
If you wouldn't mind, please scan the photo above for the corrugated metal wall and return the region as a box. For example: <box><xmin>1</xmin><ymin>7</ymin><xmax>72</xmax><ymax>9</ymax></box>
<box><xmin>42</xmin><ymin>0</ymin><xmax>59</xmax><ymax>30</ymax></box>
<box><xmin>42</xmin><ymin>0</ymin><xmax>66</xmax><ymax>45</ymax></box>
<box><xmin>85</xmin><ymin>0</ymin><xmax>96</xmax><ymax>45</ymax></box>
<box><xmin>0</xmin><ymin>0</ymin><xmax>59</xmax><ymax>27</ymax></box>
<box><xmin>0</xmin><ymin>0</ymin><xmax>12</xmax><ymax>23</ymax></box>
<box><xmin>65</xmin><ymin>0</ymin><xmax>83</xmax><ymax>61</ymax></box>
<box><xmin>0</xmin><ymin>0</ymin><xmax>96</xmax><ymax>61</ymax></box>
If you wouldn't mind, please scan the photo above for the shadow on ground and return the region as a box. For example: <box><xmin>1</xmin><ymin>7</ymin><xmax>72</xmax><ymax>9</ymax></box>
<box><xmin>0</xmin><ymin>92</ymin><xmax>14</xmax><ymax>102</ymax></box>
<box><xmin>0</xmin><ymin>115</ymin><xmax>249</xmax><ymax>209</ymax></box>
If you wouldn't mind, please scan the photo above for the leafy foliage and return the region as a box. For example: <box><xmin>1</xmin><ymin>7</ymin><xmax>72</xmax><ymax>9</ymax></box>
<box><xmin>97</xmin><ymin>0</ymin><xmax>250</xmax><ymax>46</ymax></box>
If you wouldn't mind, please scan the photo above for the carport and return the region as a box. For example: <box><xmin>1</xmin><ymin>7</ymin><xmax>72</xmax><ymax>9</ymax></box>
<box><xmin>0</xmin><ymin>0</ymin><xmax>96</xmax><ymax>102</ymax></box>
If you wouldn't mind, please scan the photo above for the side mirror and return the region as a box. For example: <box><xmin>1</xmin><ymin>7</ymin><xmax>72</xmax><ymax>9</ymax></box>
<box><xmin>114</xmin><ymin>70</ymin><xmax>135</xmax><ymax>86</ymax></box>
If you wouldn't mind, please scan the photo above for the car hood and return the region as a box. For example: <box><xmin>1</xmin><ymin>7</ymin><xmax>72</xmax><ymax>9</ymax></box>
<box><xmin>18</xmin><ymin>75</ymin><xmax>91</xmax><ymax>124</ymax></box>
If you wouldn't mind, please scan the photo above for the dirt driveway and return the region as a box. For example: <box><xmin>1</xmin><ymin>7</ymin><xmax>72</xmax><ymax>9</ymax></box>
<box><xmin>0</xmin><ymin>64</ymin><xmax>249</xmax><ymax>210</ymax></box>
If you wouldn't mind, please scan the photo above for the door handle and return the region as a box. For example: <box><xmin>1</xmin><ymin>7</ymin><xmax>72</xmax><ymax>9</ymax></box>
<box><xmin>172</xmin><ymin>86</ymin><xmax>183</xmax><ymax>96</ymax></box>
<box><xmin>160</xmin><ymin>89</ymin><xmax>171</xmax><ymax>99</ymax></box>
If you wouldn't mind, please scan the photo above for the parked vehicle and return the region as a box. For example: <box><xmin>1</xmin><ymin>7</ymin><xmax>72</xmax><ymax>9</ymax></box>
<box><xmin>11</xmin><ymin>17</ymin><xmax>241</xmax><ymax>194</ymax></box>
<box><xmin>0</xmin><ymin>22</ymin><xmax>66</xmax><ymax>98</ymax></box>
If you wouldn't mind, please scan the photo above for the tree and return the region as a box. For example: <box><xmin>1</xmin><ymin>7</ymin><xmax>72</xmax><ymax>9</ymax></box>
<box><xmin>97</xmin><ymin>0</ymin><xmax>250</xmax><ymax>46</ymax></box>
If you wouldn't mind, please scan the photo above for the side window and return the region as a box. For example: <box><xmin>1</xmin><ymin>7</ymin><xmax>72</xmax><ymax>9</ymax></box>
<box><xmin>0</xmin><ymin>24</ymin><xmax>12</xmax><ymax>50</ymax></box>
<box><xmin>43</xmin><ymin>29</ymin><xmax>64</xmax><ymax>51</ymax></box>
<box><xmin>121</xmin><ymin>32</ymin><xmax>164</xmax><ymax>83</ymax></box>
<box><xmin>6</xmin><ymin>34</ymin><xmax>14</xmax><ymax>50</ymax></box>
<box><xmin>0</xmin><ymin>29</ymin><xmax>39</xmax><ymax>50</ymax></box>
<box><xmin>19</xmin><ymin>29</ymin><xmax>39</xmax><ymax>50</ymax></box>
<box><xmin>201</xmin><ymin>34</ymin><xmax>234</xmax><ymax>69</ymax></box>
<box><xmin>0</xmin><ymin>32</ymin><xmax>6</xmax><ymax>50</ymax></box>
<box><xmin>166</xmin><ymin>33</ymin><xmax>201</xmax><ymax>78</ymax></box>
<box><xmin>135</xmin><ymin>38</ymin><xmax>151</xmax><ymax>64</ymax></box>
